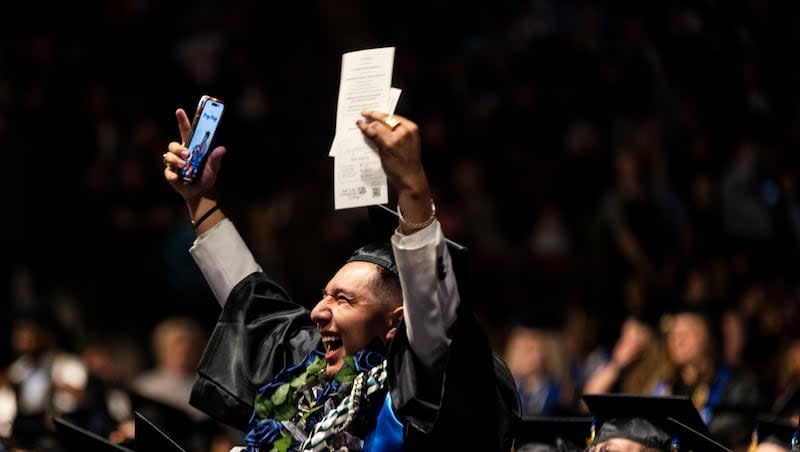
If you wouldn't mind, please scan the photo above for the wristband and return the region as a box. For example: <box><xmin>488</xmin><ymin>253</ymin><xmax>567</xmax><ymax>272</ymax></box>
<box><xmin>192</xmin><ymin>204</ymin><xmax>220</xmax><ymax>230</ymax></box>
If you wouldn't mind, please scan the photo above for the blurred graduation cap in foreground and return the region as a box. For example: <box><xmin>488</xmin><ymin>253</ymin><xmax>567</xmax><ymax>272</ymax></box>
<box><xmin>53</xmin><ymin>416</ymin><xmax>133</xmax><ymax>452</ymax></box>
<box><xmin>128</xmin><ymin>391</ymin><xmax>216</xmax><ymax>451</ymax></box>
<box><xmin>749</xmin><ymin>416</ymin><xmax>799</xmax><ymax>451</ymax></box>
<box><xmin>582</xmin><ymin>393</ymin><xmax>731</xmax><ymax>451</ymax></box>
<box><xmin>667</xmin><ymin>417</ymin><xmax>732</xmax><ymax>452</ymax></box>
<box><xmin>706</xmin><ymin>402</ymin><xmax>762</xmax><ymax>449</ymax></box>
<box><xmin>772</xmin><ymin>386</ymin><xmax>800</xmax><ymax>419</ymax></box>
<box><xmin>514</xmin><ymin>416</ymin><xmax>593</xmax><ymax>452</ymax></box>
<box><xmin>134</xmin><ymin>411</ymin><xmax>187</xmax><ymax>452</ymax></box>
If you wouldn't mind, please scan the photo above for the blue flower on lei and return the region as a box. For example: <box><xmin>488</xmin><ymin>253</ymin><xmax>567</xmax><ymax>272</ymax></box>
<box><xmin>353</xmin><ymin>349</ymin><xmax>386</xmax><ymax>372</ymax></box>
<box><xmin>245</xmin><ymin>351</ymin><xmax>325</xmax><ymax>451</ymax></box>
<box><xmin>244</xmin><ymin>419</ymin><xmax>284</xmax><ymax>451</ymax></box>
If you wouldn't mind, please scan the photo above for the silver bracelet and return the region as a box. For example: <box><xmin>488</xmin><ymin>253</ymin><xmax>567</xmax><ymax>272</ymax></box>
<box><xmin>397</xmin><ymin>200</ymin><xmax>436</xmax><ymax>230</ymax></box>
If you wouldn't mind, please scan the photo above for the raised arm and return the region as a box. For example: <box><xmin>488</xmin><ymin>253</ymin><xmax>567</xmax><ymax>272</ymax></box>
<box><xmin>163</xmin><ymin>108</ymin><xmax>262</xmax><ymax>305</ymax></box>
<box><xmin>163</xmin><ymin>108</ymin><xmax>319</xmax><ymax>429</ymax></box>
<box><xmin>163</xmin><ymin>108</ymin><xmax>227</xmax><ymax>234</ymax></box>
<box><xmin>357</xmin><ymin>111</ymin><xmax>519</xmax><ymax>451</ymax></box>
<box><xmin>357</xmin><ymin>110</ymin><xmax>459</xmax><ymax>370</ymax></box>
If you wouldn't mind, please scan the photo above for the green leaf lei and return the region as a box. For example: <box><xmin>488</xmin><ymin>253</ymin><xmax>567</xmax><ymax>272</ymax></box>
<box><xmin>251</xmin><ymin>354</ymin><xmax>359</xmax><ymax>451</ymax></box>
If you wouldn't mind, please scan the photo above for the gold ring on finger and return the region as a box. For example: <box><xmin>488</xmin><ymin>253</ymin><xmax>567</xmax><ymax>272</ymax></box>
<box><xmin>383</xmin><ymin>115</ymin><xmax>401</xmax><ymax>130</ymax></box>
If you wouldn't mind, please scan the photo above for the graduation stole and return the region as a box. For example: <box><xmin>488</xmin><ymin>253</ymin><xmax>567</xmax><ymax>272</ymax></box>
<box><xmin>245</xmin><ymin>349</ymin><xmax>388</xmax><ymax>452</ymax></box>
<box><xmin>300</xmin><ymin>360</ymin><xmax>388</xmax><ymax>451</ymax></box>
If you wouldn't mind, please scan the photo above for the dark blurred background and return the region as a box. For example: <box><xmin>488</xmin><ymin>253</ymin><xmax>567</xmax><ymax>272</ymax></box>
<box><xmin>2</xmin><ymin>0</ymin><xmax>800</xmax><ymax>449</ymax></box>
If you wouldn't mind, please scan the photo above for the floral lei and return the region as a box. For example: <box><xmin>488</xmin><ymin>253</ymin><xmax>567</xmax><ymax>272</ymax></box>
<box><xmin>244</xmin><ymin>349</ymin><xmax>387</xmax><ymax>452</ymax></box>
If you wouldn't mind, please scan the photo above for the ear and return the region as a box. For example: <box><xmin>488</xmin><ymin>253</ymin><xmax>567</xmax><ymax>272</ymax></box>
<box><xmin>384</xmin><ymin>306</ymin><xmax>404</xmax><ymax>342</ymax></box>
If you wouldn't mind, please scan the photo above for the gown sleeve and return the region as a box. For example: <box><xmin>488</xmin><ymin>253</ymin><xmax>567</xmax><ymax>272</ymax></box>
<box><xmin>388</xmin><ymin>221</ymin><xmax>521</xmax><ymax>451</ymax></box>
<box><xmin>189</xmin><ymin>271</ymin><xmax>321</xmax><ymax>431</ymax></box>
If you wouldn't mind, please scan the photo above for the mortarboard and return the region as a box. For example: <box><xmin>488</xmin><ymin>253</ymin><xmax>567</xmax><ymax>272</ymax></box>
<box><xmin>344</xmin><ymin>206</ymin><xmax>404</xmax><ymax>277</ymax></box>
<box><xmin>582</xmin><ymin>393</ymin><xmax>727</xmax><ymax>451</ymax></box>
<box><xmin>667</xmin><ymin>417</ymin><xmax>733</xmax><ymax>452</ymax></box>
<box><xmin>773</xmin><ymin>386</ymin><xmax>800</xmax><ymax>419</ymax></box>
<box><xmin>514</xmin><ymin>416</ymin><xmax>593</xmax><ymax>451</ymax></box>
<box><xmin>128</xmin><ymin>391</ymin><xmax>215</xmax><ymax>450</ymax></box>
<box><xmin>347</xmin><ymin>242</ymin><xmax>398</xmax><ymax>276</ymax></box>
<box><xmin>707</xmin><ymin>402</ymin><xmax>761</xmax><ymax>449</ymax></box>
<box><xmin>53</xmin><ymin>416</ymin><xmax>134</xmax><ymax>452</ymax></box>
<box><xmin>750</xmin><ymin>416</ymin><xmax>799</xmax><ymax>451</ymax></box>
<box><xmin>134</xmin><ymin>411</ymin><xmax>187</xmax><ymax>452</ymax></box>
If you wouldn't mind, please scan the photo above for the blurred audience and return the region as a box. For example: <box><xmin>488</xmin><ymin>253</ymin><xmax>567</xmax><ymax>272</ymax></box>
<box><xmin>504</xmin><ymin>324</ymin><xmax>566</xmax><ymax>416</ymax></box>
<box><xmin>131</xmin><ymin>316</ymin><xmax>208</xmax><ymax>419</ymax></box>
<box><xmin>2</xmin><ymin>1</ymin><xmax>800</xmax><ymax>449</ymax></box>
<box><xmin>582</xmin><ymin>313</ymin><xmax>670</xmax><ymax>397</ymax></box>
<box><xmin>660</xmin><ymin>307</ymin><xmax>763</xmax><ymax>448</ymax></box>
<box><xmin>5</xmin><ymin>301</ymin><xmax>87</xmax><ymax>450</ymax></box>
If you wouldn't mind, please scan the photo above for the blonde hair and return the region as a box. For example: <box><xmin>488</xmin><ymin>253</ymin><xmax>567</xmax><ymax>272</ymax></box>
<box><xmin>151</xmin><ymin>316</ymin><xmax>207</xmax><ymax>365</ymax></box>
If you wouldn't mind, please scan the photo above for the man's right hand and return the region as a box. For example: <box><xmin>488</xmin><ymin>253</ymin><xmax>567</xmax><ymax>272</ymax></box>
<box><xmin>163</xmin><ymin>108</ymin><xmax>226</xmax><ymax>203</ymax></box>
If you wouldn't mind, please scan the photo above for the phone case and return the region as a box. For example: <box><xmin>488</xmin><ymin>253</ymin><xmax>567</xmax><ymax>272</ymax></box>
<box><xmin>180</xmin><ymin>95</ymin><xmax>224</xmax><ymax>184</ymax></box>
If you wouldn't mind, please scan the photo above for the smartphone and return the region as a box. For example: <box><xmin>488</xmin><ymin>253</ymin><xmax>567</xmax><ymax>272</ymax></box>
<box><xmin>180</xmin><ymin>95</ymin><xmax>224</xmax><ymax>184</ymax></box>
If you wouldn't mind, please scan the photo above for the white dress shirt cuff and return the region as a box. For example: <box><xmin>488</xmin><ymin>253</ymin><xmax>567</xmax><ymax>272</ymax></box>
<box><xmin>189</xmin><ymin>218</ymin><xmax>262</xmax><ymax>307</ymax></box>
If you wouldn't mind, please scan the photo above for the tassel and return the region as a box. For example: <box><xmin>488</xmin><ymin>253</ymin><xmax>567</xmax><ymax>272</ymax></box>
<box><xmin>587</xmin><ymin>416</ymin><xmax>596</xmax><ymax>446</ymax></box>
<box><xmin>747</xmin><ymin>427</ymin><xmax>757</xmax><ymax>452</ymax></box>
<box><xmin>671</xmin><ymin>433</ymin><xmax>679</xmax><ymax>451</ymax></box>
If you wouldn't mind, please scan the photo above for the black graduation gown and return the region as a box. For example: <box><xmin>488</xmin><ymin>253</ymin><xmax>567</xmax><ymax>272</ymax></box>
<box><xmin>190</xmin><ymin>271</ymin><xmax>520</xmax><ymax>451</ymax></box>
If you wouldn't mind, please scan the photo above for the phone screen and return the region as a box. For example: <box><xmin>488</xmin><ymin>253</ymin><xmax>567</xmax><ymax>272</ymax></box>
<box><xmin>180</xmin><ymin>97</ymin><xmax>224</xmax><ymax>183</ymax></box>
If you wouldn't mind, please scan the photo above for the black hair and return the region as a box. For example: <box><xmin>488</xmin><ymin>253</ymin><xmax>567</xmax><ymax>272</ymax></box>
<box><xmin>370</xmin><ymin>265</ymin><xmax>402</xmax><ymax>310</ymax></box>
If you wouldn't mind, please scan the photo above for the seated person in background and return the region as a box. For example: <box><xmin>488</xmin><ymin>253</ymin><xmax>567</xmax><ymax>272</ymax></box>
<box><xmin>657</xmin><ymin>305</ymin><xmax>763</xmax><ymax>443</ymax></box>
<box><xmin>132</xmin><ymin>315</ymin><xmax>208</xmax><ymax>419</ymax></box>
<box><xmin>583</xmin><ymin>312</ymin><xmax>671</xmax><ymax>397</ymax></box>
<box><xmin>161</xmin><ymin>108</ymin><xmax>520</xmax><ymax>450</ymax></box>
<box><xmin>5</xmin><ymin>301</ymin><xmax>88</xmax><ymax>450</ymax></box>
<box><xmin>504</xmin><ymin>323</ymin><xmax>565</xmax><ymax>416</ymax></box>
<box><xmin>105</xmin><ymin>316</ymin><xmax>215</xmax><ymax>450</ymax></box>
<box><xmin>582</xmin><ymin>393</ymin><xmax>733</xmax><ymax>452</ymax></box>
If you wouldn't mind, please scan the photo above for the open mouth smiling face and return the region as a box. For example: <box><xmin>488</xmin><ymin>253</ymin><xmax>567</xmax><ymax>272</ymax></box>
<box><xmin>321</xmin><ymin>335</ymin><xmax>344</xmax><ymax>362</ymax></box>
<box><xmin>311</xmin><ymin>261</ymin><xmax>401</xmax><ymax>375</ymax></box>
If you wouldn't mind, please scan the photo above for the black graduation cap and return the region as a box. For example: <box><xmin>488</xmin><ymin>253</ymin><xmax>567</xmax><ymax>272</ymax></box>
<box><xmin>707</xmin><ymin>402</ymin><xmax>761</xmax><ymax>449</ymax></box>
<box><xmin>514</xmin><ymin>416</ymin><xmax>593</xmax><ymax>451</ymax></box>
<box><xmin>347</xmin><ymin>241</ymin><xmax>398</xmax><ymax>276</ymax></box>
<box><xmin>128</xmin><ymin>391</ymin><xmax>214</xmax><ymax>450</ymax></box>
<box><xmin>582</xmin><ymin>393</ymin><xmax>725</xmax><ymax>452</ymax></box>
<box><xmin>667</xmin><ymin>417</ymin><xmax>732</xmax><ymax>452</ymax></box>
<box><xmin>134</xmin><ymin>411</ymin><xmax>187</xmax><ymax>452</ymax></box>
<box><xmin>53</xmin><ymin>416</ymin><xmax>134</xmax><ymax>452</ymax></box>
<box><xmin>335</xmin><ymin>205</ymin><xmax>401</xmax><ymax>278</ymax></box>
<box><xmin>773</xmin><ymin>385</ymin><xmax>800</xmax><ymax>418</ymax></box>
<box><xmin>10</xmin><ymin>413</ymin><xmax>55</xmax><ymax>449</ymax></box>
<box><xmin>751</xmin><ymin>416</ymin><xmax>799</xmax><ymax>450</ymax></box>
